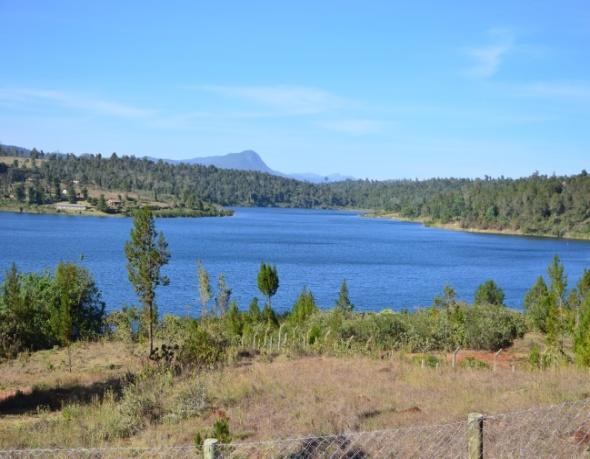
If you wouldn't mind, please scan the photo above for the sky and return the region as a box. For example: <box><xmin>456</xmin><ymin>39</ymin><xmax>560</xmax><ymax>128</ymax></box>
<box><xmin>0</xmin><ymin>1</ymin><xmax>589</xmax><ymax>180</ymax></box>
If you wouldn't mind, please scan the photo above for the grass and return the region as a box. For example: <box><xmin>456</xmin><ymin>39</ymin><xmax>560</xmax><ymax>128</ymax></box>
<box><xmin>1</xmin><ymin>336</ymin><xmax>590</xmax><ymax>448</ymax></box>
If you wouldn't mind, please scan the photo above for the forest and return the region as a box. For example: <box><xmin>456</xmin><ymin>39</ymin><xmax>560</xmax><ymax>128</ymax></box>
<box><xmin>1</xmin><ymin>145</ymin><xmax>589</xmax><ymax>237</ymax></box>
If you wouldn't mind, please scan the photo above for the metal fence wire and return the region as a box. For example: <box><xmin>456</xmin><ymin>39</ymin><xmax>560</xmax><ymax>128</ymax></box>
<box><xmin>1</xmin><ymin>398</ymin><xmax>590</xmax><ymax>458</ymax></box>
<box><xmin>483</xmin><ymin>397</ymin><xmax>590</xmax><ymax>458</ymax></box>
<box><xmin>0</xmin><ymin>445</ymin><xmax>201</xmax><ymax>458</ymax></box>
<box><xmin>217</xmin><ymin>421</ymin><xmax>467</xmax><ymax>459</ymax></box>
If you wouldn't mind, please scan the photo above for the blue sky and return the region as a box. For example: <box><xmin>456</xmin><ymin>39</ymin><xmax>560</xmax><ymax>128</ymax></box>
<box><xmin>0</xmin><ymin>1</ymin><xmax>589</xmax><ymax>179</ymax></box>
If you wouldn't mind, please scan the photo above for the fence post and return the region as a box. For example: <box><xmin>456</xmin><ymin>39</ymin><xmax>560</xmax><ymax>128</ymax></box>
<box><xmin>203</xmin><ymin>438</ymin><xmax>219</xmax><ymax>459</ymax></box>
<box><xmin>467</xmin><ymin>413</ymin><xmax>484</xmax><ymax>459</ymax></box>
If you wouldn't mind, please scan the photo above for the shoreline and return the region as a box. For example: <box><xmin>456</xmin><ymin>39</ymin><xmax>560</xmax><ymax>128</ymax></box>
<box><xmin>364</xmin><ymin>211</ymin><xmax>590</xmax><ymax>242</ymax></box>
<box><xmin>0</xmin><ymin>204</ymin><xmax>233</xmax><ymax>219</ymax></box>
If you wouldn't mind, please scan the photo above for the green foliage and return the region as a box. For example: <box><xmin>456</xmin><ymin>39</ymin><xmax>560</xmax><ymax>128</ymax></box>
<box><xmin>247</xmin><ymin>297</ymin><xmax>262</xmax><ymax>322</ymax></box>
<box><xmin>474</xmin><ymin>280</ymin><xmax>505</xmax><ymax>305</ymax></box>
<box><xmin>460</xmin><ymin>357</ymin><xmax>489</xmax><ymax>369</ymax></box>
<box><xmin>257</xmin><ymin>263</ymin><xmax>279</xmax><ymax>307</ymax></box>
<box><xmin>178</xmin><ymin>322</ymin><xmax>226</xmax><ymax>368</ymax></box>
<box><xmin>524</xmin><ymin>276</ymin><xmax>551</xmax><ymax>332</ymax></box>
<box><xmin>51</xmin><ymin>262</ymin><xmax>106</xmax><ymax>346</ymax></box>
<box><xmin>463</xmin><ymin>305</ymin><xmax>526</xmax><ymax>351</ymax></box>
<box><xmin>194</xmin><ymin>415</ymin><xmax>232</xmax><ymax>447</ymax></box>
<box><xmin>197</xmin><ymin>260</ymin><xmax>212</xmax><ymax>317</ymax></box>
<box><xmin>125</xmin><ymin>207</ymin><xmax>170</xmax><ymax>354</ymax></box>
<box><xmin>215</xmin><ymin>274</ymin><xmax>231</xmax><ymax>316</ymax></box>
<box><xmin>289</xmin><ymin>287</ymin><xmax>318</xmax><ymax>325</ymax></box>
<box><xmin>335</xmin><ymin>279</ymin><xmax>354</xmax><ymax>312</ymax></box>
<box><xmin>224</xmin><ymin>301</ymin><xmax>243</xmax><ymax>337</ymax></box>
<box><xmin>0</xmin><ymin>263</ymin><xmax>105</xmax><ymax>358</ymax></box>
<box><xmin>106</xmin><ymin>306</ymin><xmax>141</xmax><ymax>342</ymax></box>
<box><xmin>574</xmin><ymin>295</ymin><xmax>590</xmax><ymax>366</ymax></box>
<box><xmin>262</xmin><ymin>302</ymin><xmax>279</xmax><ymax>328</ymax></box>
<box><xmin>433</xmin><ymin>284</ymin><xmax>457</xmax><ymax>309</ymax></box>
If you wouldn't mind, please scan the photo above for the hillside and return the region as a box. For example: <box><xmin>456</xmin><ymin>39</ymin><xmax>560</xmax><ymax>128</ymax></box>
<box><xmin>1</xmin><ymin>149</ymin><xmax>589</xmax><ymax>238</ymax></box>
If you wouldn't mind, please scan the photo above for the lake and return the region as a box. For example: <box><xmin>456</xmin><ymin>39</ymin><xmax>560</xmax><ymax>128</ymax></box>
<box><xmin>1</xmin><ymin>207</ymin><xmax>589</xmax><ymax>314</ymax></box>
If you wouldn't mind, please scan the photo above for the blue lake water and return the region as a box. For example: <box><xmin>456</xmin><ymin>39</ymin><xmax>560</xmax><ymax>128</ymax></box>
<box><xmin>1</xmin><ymin>207</ymin><xmax>590</xmax><ymax>314</ymax></box>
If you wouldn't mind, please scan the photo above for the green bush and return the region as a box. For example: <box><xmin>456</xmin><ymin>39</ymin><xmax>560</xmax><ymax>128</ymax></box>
<box><xmin>106</xmin><ymin>306</ymin><xmax>141</xmax><ymax>342</ymax></box>
<box><xmin>178</xmin><ymin>323</ymin><xmax>226</xmax><ymax>368</ymax></box>
<box><xmin>464</xmin><ymin>305</ymin><xmax>526</xmax><ymax>351</ymax></box>
<box><xmin>0</xmin><ymin>263</ymin><xmax>105</xmax><ymax>358</ymax></box>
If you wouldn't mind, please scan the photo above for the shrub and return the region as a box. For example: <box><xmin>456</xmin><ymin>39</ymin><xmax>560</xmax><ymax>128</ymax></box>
<box><xmin>464</xmin><ymin>305</ymin><xmax>526</xmax><ymax>351</ymax></box>
<box><xmin>178</xmin><ymin>323</ymin><xmax>226</xmax><ymax>368</ymax></box>
<box><xmin>106</xmin><ymin>306</ymin><xmax>141</xmax><ymax>342</ymax></box>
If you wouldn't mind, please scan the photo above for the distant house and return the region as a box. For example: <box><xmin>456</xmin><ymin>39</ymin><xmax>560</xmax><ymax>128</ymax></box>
<box><xmin>107</xmin><ymin>198</ymin><xmax>121</xmax><ymax>207</ymax></box>
<box><xmin>55</xmin><ymin>203</ymin><xmax>87</xmax><ymax>211</ymax></box>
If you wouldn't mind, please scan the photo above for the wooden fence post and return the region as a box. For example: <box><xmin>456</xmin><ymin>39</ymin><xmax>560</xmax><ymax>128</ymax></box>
<box><xmin>467</xmin><ymin>413</ymin><xmax>484</xmax><ymax>459</ymax></box>
<box><xmin>203</xmin><ymin>438</ymin><xmax>219</xmax><ymax>459</ymax></box>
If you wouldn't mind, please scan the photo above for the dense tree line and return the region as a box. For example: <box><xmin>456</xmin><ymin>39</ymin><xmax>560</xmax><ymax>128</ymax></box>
<box><xmin>1</xmin><ymin>148</ymin><xmax>589</xmax><ymax>237</ymax></box>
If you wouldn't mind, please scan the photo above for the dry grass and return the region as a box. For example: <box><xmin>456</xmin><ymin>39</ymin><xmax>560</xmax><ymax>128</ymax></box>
<box><xmin>1</xmin><ymin>337</ymin><xmax>590</xmax><ymax>449</ymax></box>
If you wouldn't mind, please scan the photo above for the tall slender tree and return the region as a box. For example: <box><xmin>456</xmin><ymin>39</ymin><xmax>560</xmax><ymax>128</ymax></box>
<box><xmin>125</xmin><ymin>207</ymin><xmax>170</xmax><ymax>355</ymax></box>
<box><xmin>215</xmin><ymin>274</ymin><xmax>231</xmax><ymax>316</ymax></box>
<box><xmin>197</xmin><ymin>260</ymin><xmax>212</xmax><ymax>317</ymax></box>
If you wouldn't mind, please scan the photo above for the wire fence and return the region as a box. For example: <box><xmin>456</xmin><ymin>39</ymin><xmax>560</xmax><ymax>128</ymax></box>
<box><xmin>1</xmin><ymin>398</ymin><xmax>590</xmax><ymax>458</ymax></box>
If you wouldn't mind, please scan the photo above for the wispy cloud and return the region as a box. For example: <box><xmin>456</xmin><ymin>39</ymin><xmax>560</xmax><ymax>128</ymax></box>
<box><xmin>315</xmin><ymin>119</ymin><xmax>386</xmax><ymax>136</ymax></box>
<box><xmin>194</xmin><ymin>85</ymin><xmax>346</xmax><ymax>116</ymax></box>
<box><xmin>464</xmin><ymin>29</ymin><xmax>514</xmax><ymax>78</ymax></box>
<box><xmin>515</xmin><ymin>81</ymin><xmax>590</xmax><ymax>100</ymax></box>
<box><xmin>0</xmin><ymin>88</ymin><xmax>155</xmax><ymax>118</ymax></box>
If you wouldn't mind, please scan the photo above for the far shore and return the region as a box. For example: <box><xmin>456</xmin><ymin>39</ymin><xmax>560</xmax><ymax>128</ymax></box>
<box><xmin>364</xmin><ymin>211</ymin><xmax>590</xmax><ymax>242</ymax></box>
<box><xmin>0</xmin><ymin>202</ymin><xmax>233</xmax><ymax>219</ymax></box>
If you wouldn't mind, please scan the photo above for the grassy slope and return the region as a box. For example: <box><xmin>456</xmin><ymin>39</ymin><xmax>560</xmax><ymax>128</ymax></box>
<box><xmin>1</xmin><ymin>335</ymin><xmax>589</xmax><ymax>448</ymax></box>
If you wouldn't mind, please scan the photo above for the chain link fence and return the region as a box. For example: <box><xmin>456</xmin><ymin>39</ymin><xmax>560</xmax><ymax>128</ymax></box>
<box><xmin>1</xmin><ymin>398</ymin><xmax>590</xmax><ymax>458</ymax></box>
<box><xmin>0</xmin><ymin>445</ymin><xmax>201</xmax><ymax>458</ymax></box>
<box><xmin>483</xmin><ymin>398</ymin><xmax>590</xmax><ymax>458</ymax></box>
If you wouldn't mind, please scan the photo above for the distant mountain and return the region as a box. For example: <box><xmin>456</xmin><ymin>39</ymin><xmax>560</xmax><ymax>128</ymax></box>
<box><xmin>172</xmin><ymin>150</ymin><xmax>276</xmax><ymax>175</ymax></box>
<box><xmin>168</xmin><ymin>150</ymin><xmax>352</xmax><ymax>183</ymax></box>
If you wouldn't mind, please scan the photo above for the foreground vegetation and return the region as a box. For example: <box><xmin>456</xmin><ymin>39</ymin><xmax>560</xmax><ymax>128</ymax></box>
<box><xmin>2</xmin><ymin>338</ymin><xmax>590</xmax><ymax>449</ymax></box>
<box><xmin>2</xmin><ymin>145</ymin><xmax>590</xmax><ymax>237</ymax></box>
<box><xmin>1</xmin><ymin>207</ymin><xmax>590</xmax><ymax>448</ymax></box>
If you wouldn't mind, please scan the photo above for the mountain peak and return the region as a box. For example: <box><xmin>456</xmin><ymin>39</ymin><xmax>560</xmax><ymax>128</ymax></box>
<box><xmin>165</xmin><ymin>150</ymin><xmax>352</xmax><ymax>182</ymax></box>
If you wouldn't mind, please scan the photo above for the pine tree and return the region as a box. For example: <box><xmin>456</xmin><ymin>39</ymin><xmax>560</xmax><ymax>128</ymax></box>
<box><xmin>335</xmin><ymin>279</ymin><xmax>354</xmax><ymax>312</ymax></box>
<box><xmin>474</xmin><ymin>280</ymin><xmax>505</xmax><ymax>305</ymax></box>
<box><xmin>524</xmin><ymin>276</ymin><xmax>551</xmax><ymax>332</ymax></box>
<box><xmin>257</xmin><ymin>263</ymin><xmax>279</xmax><ymax>308</ymax></box>
<box><xmin>291</xmin><ymin>287</ymin><xmax>318</xmax><ymax>324</ymax></box>
<box><xmin>125</xmin><ymin>207</ymin><xmax>170</xmax><ymax>355</ymax></box>
<box><xmin>248</xmin><ymin>297</ymin><xmax>262</xmax><ymax>322</ymax></box>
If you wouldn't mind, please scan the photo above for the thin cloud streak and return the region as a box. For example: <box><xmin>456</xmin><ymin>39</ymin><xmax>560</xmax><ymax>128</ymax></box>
<box><xmin>0</xmin><ymin>88</ymin><xmax>155</xmax><ymax>118</ymax></box>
